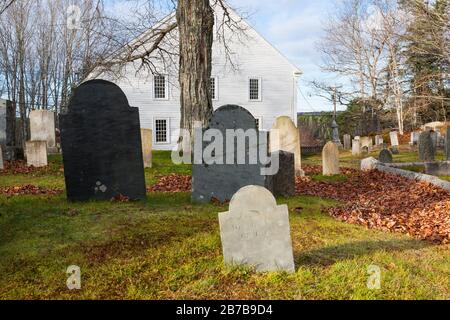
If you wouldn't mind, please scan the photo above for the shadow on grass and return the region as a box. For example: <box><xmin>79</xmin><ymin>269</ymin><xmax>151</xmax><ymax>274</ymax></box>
<box><xmin>295</xmin><ymin>239</ymin><xmax>431</xmax><ymax>268</ymax></box>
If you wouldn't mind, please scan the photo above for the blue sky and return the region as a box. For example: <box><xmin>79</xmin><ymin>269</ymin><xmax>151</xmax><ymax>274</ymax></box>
<box><xmin>227</xmin><ymin>0</ymin><xmax>340</xmax><ymax>112</ymax></box>
<box><xmin>107</xmin><ymin>0</ymin><xmax>341</xmax><ymax>112</ymax></box>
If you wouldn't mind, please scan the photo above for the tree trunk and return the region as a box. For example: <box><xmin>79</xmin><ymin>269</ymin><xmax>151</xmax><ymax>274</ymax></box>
<box><xmin>176</xmin><ymin>0</ymin><xmax>214</xmax><ymax>137</ymax></box>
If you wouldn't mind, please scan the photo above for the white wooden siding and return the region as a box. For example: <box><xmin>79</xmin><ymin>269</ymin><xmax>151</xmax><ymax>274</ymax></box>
<box><xmin>96</xmin><ymin>5</ymin><xmax>301</xmax><ymax>150</ymax></box>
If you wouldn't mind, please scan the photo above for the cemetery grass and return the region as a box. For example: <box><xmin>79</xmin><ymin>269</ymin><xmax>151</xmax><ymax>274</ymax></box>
<box><xmin>0</xmin><ymin>152</ymin><xmax>449</xmax><ymax>300</ymax></box>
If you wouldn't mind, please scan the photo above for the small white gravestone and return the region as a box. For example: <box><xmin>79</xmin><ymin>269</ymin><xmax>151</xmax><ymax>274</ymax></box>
<box><xmin>26</xmin><ymin>140</ymin><xmax>48</xmax><ymax>167</ymax></box>
<box><xmin>0</xmin><ymin>145</ymin><xmax>4</xmax><ymax>170</ymax></box>
<box><xmin>361</xmin><ymin>157</ymin><xmax>379</xmax><ymax>171</ymax></box>
<box><xmin>322</xmin><ymin>141</ymin><xmax>340</xmax><ymax>175</ymax></box>
<box><xmin>389</xmin><ymin>131</ymin><xmax>399</xmax><ymax>147</ymax></box>
<box><xmin>352</xmin><ymin>139</ymin><xmax>361</xmax><ymax>156</ymax></box>
<box><xmin>218</xmin><ymin>185</ymin><xmax>295</xmax><ymax>273</ymax></box>
<box><xmin>270</xmin><ymin>116</ymin><xmax>304</xmax><ymax>176</ymax></box>
<box><xmin>30</xmin><ymin>110</ymin><xmax>57</xmax><ymax>153</ymax></box>
<box><xmin>375</xmin><ymin>135</ymin><xmax>383</xmax><ymax>146</ymax></box>
<box><xmin>360</xmin><ymin>136</ymin><xmax>373</xmax><ymax>150</ymax></box>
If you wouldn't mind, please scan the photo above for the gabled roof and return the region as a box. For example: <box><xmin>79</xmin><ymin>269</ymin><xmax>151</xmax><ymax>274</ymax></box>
<box><xmin>117</xmin><ymin>3</ymin><xmax>302</xmax><ymax>74</ymax></box>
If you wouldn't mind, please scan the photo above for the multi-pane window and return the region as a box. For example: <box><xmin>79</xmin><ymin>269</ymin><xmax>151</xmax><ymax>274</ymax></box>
<box><xmin>155</xmin><ymin>119</ymin><xmax>169</xmax><ymax>143</ymax></box>
<box><xmin>210</xmin><ymin>77</ymin><xmax>217</xmax><ymax>100</ymax></box>
<box><xmin>249</xmin><ymin>78</ymin><xmax>261</xmax><ymax>101</ymax></box>
<box><xmin>154</xmin><ymin>75</ymin><xmax>167</xmax><ymax>99</ymax></box>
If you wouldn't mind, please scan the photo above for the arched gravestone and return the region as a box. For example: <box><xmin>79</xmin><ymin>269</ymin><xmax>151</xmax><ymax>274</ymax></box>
<box><xmin>270</xmin><ymin>116</ymin><xmax>303</xmax><ymax>176</ymax></box>
<box><xmin>60</xmin><ymin>80</ymin><xmax>146</xmax><ymax>201</ymax></box>
<box><xmin>322</xmin><ymin>141</ymin><xmax>340</xmax><ymax>175</ymax></box>
<box><xmin>218</xmin><ymin>185</ymin><xmax>295</xmax><ymax>273</ymax></box>
<box><xmin>192</xmin><ymin>105</ymin><xmax>270</xmax><ymax>203</ymax></box>
<box><xmin>378</xmin><ymin>149</ymin><xmax>393</xmax><ymax>163</ymax></box>
<box><xmin>418</xmin><ymin>130</ymin><xmax>435</xmax><ymax>162</ymax></box>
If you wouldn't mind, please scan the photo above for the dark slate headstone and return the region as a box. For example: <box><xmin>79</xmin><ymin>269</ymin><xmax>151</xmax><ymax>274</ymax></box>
<box><xmin>192</xmin><ymin>105</ymin><xmax>270</xmax><ymax>203</ymax></box>
<box><xmin>445</xmin><ymin>126</ymin><xmax>450</xmax><ymax>160</ymax></box>
<box><xmin>268</xmin><ymin>151</ymin><xmax>295</xmax><ymax>197</ymax></box>
<box><xmin>0</xmin><ymin>99</ymin><xmax>19</xmax><ymax>160</ymax></box>
<box><xmin>378</xmin><ymin>149</ymin><xmax>393</xmax><ymax>163</ymax></box>
<box><xmin>60</xmin><ymin>79</ymin><xmax>146</xmax><ymax>201</ymax></box>
<box><xmin>418</xmin><ymin>130</ymin><xmax>435</xmax><ymax>162</ymax></box>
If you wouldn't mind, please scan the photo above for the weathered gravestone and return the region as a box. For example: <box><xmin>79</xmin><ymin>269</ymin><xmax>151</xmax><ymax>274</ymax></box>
<box><xmin>430</xmin><ymin>131</ymin><xmax>438</xmax><ymax>148</ymax></box>
<box><xmin>218</xmin><ymin>185</ymin><xmax>295</xmax><ymax>273</ymax></box>
<box><xmin>418</xmin><ymin>130</ymin><xmax>435</xmax><ymax>162</ymax></box>
<box><xmin>378</xmin><ymin>149</ymin><xmax>393</xmax><ymax>163</ymax></box>
<box><xmin>29</xmin><ymin>110</ymin><xmax>57</xmax><ymax>153</ymax></box>
<box><xmin>410</xmin><ymin>132</ymin><xmax>420</xmax><ymax>146</ymax></box>
<box><xmin>141</xmin><ymin>128</ymin><xmax>152</xmax><ymax>168</ymax></box>
<box><xmin>446</xmin><ymin>126</ymin><xmax>450</xmax><ymax>160</ymax></box>
<box><xmin>390</xmin><ymin>131</ymin><xmax>399</xmax><ymax>146</ymax></box>
<box><xmin>60</xmin><ymin>79</ymin><xmax>146</xmax><ymax>201</ymax></box>
<box><xmin>25</xmin><ymin>140</ymin><xmax>47</xmax><ymax>167</ymax></box>
<box><xmin>343</xmin><ymin>134</ymin><xmax>351</xmax><ymax>150</ymax></box>
<box><xmin>322</xmin><ymin>141</ymin><xmax>340</xmax><ymax>175</ymax></box>
<box><xmin>269</xmin><ymin>151</ymin><xmax>295</xmax><ymax>197</ymax></box>
<box><xmin>192</xmin><ymin>105</ymin><xmax>271</xmax><ymax>203</ymax></box>
<box><xmin>270</xmin><ymin>116</ymin><xmax>303</xmax><ymax>176</ymax></box>
<box><xmin>375</xmin><ymin>135</ymin><xmax>383</xmax><ymax>146</ymax></box>
<box><xmin>331</xmin><ymin>119</ymin><xmax>342</xmax><ymax>147</ymax></box>
<box><xmin>352</xmin><ymin>139</ymin><xmax>361</xmax><ymax>156</ymax></box>
<box><xmin>360</xmin><ymin>136</ymin><xmax>373</xmax><ymax>151</ymax></box>
<box><xmin>0</xmin><ymin>99</ymin><xmax>18</xmax><ymax>160</ymax></box>
<box><xmin>270</xmin><ymin>116</ymin><xmax>304</xmax><ymax>176</ymax></box>
<box><xmin>361</xmin><ymin>157</ymin><xmax>379</xmax><ymax>171</ymax></box>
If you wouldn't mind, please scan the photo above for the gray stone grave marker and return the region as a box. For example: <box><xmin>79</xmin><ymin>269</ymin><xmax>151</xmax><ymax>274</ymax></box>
<box><xmin>418</xmin><ymin>131</ymin><xmax>435</xmax><ymax>162</ymax></box>
<box><xmin>192</xmin><ymin>105</ymin><xmax>271</xmax><ymax>203</ymax></box>
<box><xmin>218</xmin><ymin>185</ymin><xmax>295</xmax><ymax>273</ymax></box>
<box><xmin>343</xmin><ymin>134</ymin><xmax>351</xmax><ymax>150</ymax></box>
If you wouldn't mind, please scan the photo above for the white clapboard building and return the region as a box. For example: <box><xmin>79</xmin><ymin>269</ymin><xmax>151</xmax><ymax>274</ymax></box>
<box><xmin>90</xmin><ymin>4</ymin><xmax>301</xmax><ymax>150</ymax></box>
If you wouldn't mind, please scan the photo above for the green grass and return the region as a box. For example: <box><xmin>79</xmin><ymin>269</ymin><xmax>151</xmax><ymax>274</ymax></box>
<box><xmin>0</xmin><ymin>151</ymin><xmax>448</xmax><ymax>300</ymax></box>
<box><xmin>311</xmin><ymin>174</ymin><xmax>348</xmax><ymax>183</ymax></box>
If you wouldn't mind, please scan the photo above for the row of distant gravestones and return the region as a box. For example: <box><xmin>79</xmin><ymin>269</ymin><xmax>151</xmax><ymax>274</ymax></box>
<box><xmin>59</xmin><ymin>79</ymin><xmax>305</xmax><ymax>203</ymax></box>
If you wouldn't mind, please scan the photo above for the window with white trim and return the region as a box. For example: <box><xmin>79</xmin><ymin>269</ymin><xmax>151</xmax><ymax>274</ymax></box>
<box><xmin>210</xmin><ymin>77</ymin><xmax>218</xmax><ymax>100</ymax></box>
<box><xmin>154</xmin><ymin>75</ymin><xmax>168</xmax><ymax>100</ymax></box>
<box><xmin>154</xmin><ymin>118</ymin><xmax>170</xmax><ymax>144</ymax></box>
<box><xmin>249</xmin><ymin>77</ymin><xmax>261</xmax><ymax>101</ymax></box>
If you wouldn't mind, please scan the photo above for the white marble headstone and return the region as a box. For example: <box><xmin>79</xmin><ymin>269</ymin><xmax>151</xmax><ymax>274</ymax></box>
<box><xmin>389</xmin><ymin>131</ymin><xmax>399</xmax><ymax>146</ymax></box>
<box><xmin>218</xmin><ymin>185</ymin><xmax>295</xmax><ymax>273</ymax></box>
<box><xmin>30</xmin><ymin>110</ymin><xmax>56</xmax><ymax>152</ymax></box>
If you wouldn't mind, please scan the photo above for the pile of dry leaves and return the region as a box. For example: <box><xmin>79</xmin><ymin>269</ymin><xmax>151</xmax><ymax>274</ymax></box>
<box><xmin>0</xmin><ymin>160</ymin><xmax>61</xmax><ymax>175</ymax></box>
<box><xmin>0</xmin><ymin>185</ymin><xmax>62</xmax><ymax>196</ymax></box>
<box><xmin>147</xmin><ymin>174</ymin><xmax>192</xmax><ymax>193</ymax></box>
<box><xmin>297</xmin><ymin>165</ymin><xmax>450</xmax><ymax>244</ymax></box>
